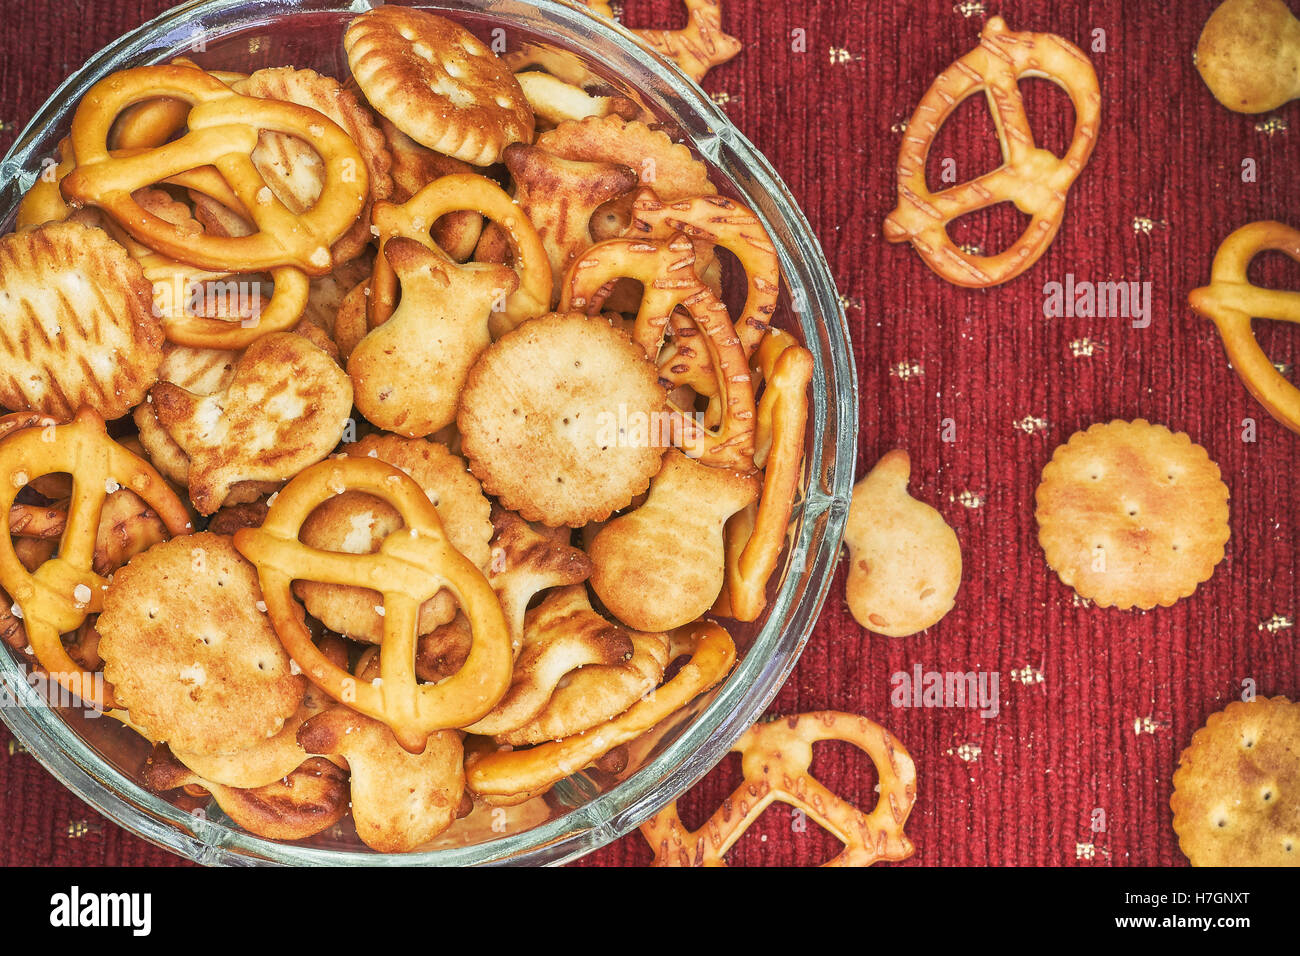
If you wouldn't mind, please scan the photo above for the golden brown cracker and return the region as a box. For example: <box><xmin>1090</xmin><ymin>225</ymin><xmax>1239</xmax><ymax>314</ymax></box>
<box><xmin>344</xmin><ymin>7</ymin><xmax>533</xmax><ymax>166</ymax></box>
<box><xmin>0</xmin><ymin>220</ymin><xmax>162</xmax><ymax>419</ymax></box>
<box><xmin>1035</xmin><ymin>420</ymin><xmax>1230</xmax><ymax>609</ymax></box>
<box><xmin>348</xmin><ymin>239</ymin><xmax>517</xmax><ymax>438</ymax></box>
<box><xmin>844</xmin><ymin>449</ymin><xmax>962</xmax><ymax>637</ymax></box>
<box><xmin>462</xmin><ymin>585</ymin><xmax>634</xmax><ymax>736</ymax></box>
<box><xmin>458</xmin><ymin>312</ymin><xmax>668</xmax><ymax>527</ymax></box>
<box><xmin>144</xmin><ymin>746</ymin><xmax>348</xmax><ymax>842</ymax></box>
<box><xmin>496</xmin><ymin>626</ymin><xmax>670</xmax><ymax>745</ymax></box>
<box><xmin>97</xmin><ymin>533</ymin><xmax>306</xmax><ymax>756</ymax></box>
<box><xmin>1171</xmin><ymin>696</ymin><xmax>1300</xmax><ymax>866</ymax></box>
<box><xmin>588</xmin><ymin>448</ymin><xmax>759</xmax><ymax>632</ymax></box>
<box><xmin>153</xmin><ymin>332</ymin><xmax>353</xmax><ymax>514</ymax></box>
<box><xmin>298</xmin><ymin>705</ymin><xmax>465</xmax><ymax>853</ymax></box>
<box><xmin>485</xmin><ymin>504</ymin><xmax>593</xmax><ymax>656</ymax></box>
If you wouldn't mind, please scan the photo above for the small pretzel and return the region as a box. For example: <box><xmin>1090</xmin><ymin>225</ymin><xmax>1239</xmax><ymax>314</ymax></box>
<box><xmin>233</xmin><ymin>457</ymin><xmax>512</xmax><ymax>753</ymax></box>
<box><xmin>883</xmin><ymin>17</ymin><xmax>1101</xmax><ymax>288</ymax></box>
<box><xmin>633</xmin><ymin>0</ymin><xmax>743</xmax><ymax>84</ymax></box>
<box><xmin>560</xmin><ymin>235</ymin><xmax>756</xmax><ymax>469</ymax></box>
<box><xmin>641</xmin><ymin>711</ymin><xmax>917</xmax><ymax>866</ymax></box>
<box><xmin>0</xmin><ymin>408</ymin><xmax>192</xmax><ymax>708</ymax></box>
<box><xmin>715</xmin><ymin>330</ymin><xmax>812</xmax><ymax>622</ymax></box>
<box><xmin>626</xmin><ymin>189</ymin><xmax>779</xmax><ymax>355</ymax></box>
<box><xmin>109</xmin><ymin>58</ymin><xmax>248</xmax><ymax>150</ymax></box>
<box><xmin>1188</xmin><ymin>220</ymin><xmax>1300</xmax><ymax>435</ymax></box>
<box><xmin>465</xmin><ymin>619</ymin><xmax>736</xmax><ymax>803</ymax></box>
<box><xmin>369</xmin><ymin>173</ymin><xmax>551</xmax><ymax>333</ymax></box>
<box><xmin>62</xmin><ymin>65</ymin><xmax>368</xmax><ymax>276</ymax></box>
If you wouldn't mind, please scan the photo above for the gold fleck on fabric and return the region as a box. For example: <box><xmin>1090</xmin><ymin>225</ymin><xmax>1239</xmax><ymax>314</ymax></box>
<box><xmin>949</xmin><ymin>743</ymin><xmax>981</xmax><ymax>762</ymax></box>
<box><xmin>1259</xmin><ymin>614</ymin><xmax>1294</xmax><ymax>633</ymax></box>
<box><xmin>889</xmin><ymin>360</ymin><xmax>924</xmax><ymax>380</ymax></box>
<box><xmin>1069</xmin><ymin>337</ymin><xmax>1103</xmax><ymax>357</ymax></box>
<box><xmin>1133</xmin><ymin>716</ymin><xmax>1167</xmax><ymax>735</ymax></box>
<box><xmin>1013</xmin><ymin>415</ymin><xmax>1048</xmax><ymax>434</ymax></box>
<box><xmin>1010</xmin><ymin>665</ymin><xmax>1044</xmax><ymax>685</ymax></box>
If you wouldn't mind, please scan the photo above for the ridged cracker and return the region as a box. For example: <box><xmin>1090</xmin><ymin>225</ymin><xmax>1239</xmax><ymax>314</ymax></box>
<box><xmin>459</xmin><ymin>312</ymin><xmax>668</xmax><ymax>527</ymax></box>
<box><xmin>0</xmin><ymin>221</ymin><xmax>162</xmax><ymax>419</ymax></box>
<box><xmin>344</xmin><ymin>7</ymin><xmax>533</xmax><ymax>166</ymax></box>
<box><xmin>1171</xmin><ymin>696</ymin><xmax>1300</xmax><ymax>866</ymax></box>
<box><xmin>98</xmin><ymin>534</ymin><xmax>306</xmax><ymax>756</ymax></box>
<box><xmin>1035</xmin><ymin>420</ymin><xmax>1230</xmax><ymax>609</ymax></box>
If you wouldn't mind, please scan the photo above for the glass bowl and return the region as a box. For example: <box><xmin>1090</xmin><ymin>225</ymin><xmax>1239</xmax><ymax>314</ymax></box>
<box><xmin>0</xmin><ymin>0</ymin><xmax>855</xmax><ymax>865</ymax></box>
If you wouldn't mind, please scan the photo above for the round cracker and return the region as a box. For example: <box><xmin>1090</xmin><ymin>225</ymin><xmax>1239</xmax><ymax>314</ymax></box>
<box><xmin>344</xmin><ymin>7</ymin><xmax>533</xmax><ymax>166</ymax></box>
<box><xmin>1171</xmin><ymin>696</ymin><xmax>1300</xmax><ymax>866</ymax></box>
<box><xmin>0</xmin><ymin>221</ymin><xmax>162</xmax><ymax>420</ymax></box>
<box><xmin>458</xmin><ymin>312</ymin><xmax>668</xmax><ymax>527</ymax></box>
<box><xmin>98</xmin><ymin>533</ymin><xmax>306</xmax><ymax>756</ymax></box>
<box><xmin>293</xmin><ymin>434</ymin><xmax>492</xmax><ymax>643</ymax></box>
<box><xmin>1035</xmin><ymin>420</ymin><xmax>1230</xmax><ymax>609</ymax></box>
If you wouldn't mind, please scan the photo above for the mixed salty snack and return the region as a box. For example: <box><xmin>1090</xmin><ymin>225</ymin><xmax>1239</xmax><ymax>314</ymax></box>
<box><xmin>0</xmin><ymin>0</ymin><xmax>1294</xmax><ymax>865</ymax></box>
<box><xmin>0</xmin><ymin>2</ymin><xmax>817</xmax><ymax>854</ymax></box>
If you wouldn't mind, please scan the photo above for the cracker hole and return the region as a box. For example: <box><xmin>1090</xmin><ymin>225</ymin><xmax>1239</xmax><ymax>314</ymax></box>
<box><xmin>1244</xmin><ymin>737</ymin><xmax>1255</xmax><ymax>748</ymax></box>
<box><xmin>1262</xmin><ymin>790</ymin><xmax>1273</xmax><ymax>802</ymax></box>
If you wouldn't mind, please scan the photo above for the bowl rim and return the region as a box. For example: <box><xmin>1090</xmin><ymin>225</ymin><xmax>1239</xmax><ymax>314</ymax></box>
<box><xmin>0</xmin><ymin>0</ymin><xmax>857</xmax><ymax>866</ymax></box>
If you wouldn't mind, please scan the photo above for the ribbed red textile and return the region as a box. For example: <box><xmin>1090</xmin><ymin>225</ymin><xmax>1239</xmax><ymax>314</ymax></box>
<box><xmin>0</xmin><ymin>0</ymin><xmax>1296</xmax><ymax>867</ymax></box>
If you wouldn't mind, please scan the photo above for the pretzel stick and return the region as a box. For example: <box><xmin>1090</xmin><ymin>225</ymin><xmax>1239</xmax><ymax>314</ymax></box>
<box><xmin>715</xmin><ymin>330</ymin><xmax>812</xmax><ymax>622</ymax></box>
<box><xmin>1188</xmin><ymin>220</ymin><xmax>1300</xmax><ymax>435</ymax></box>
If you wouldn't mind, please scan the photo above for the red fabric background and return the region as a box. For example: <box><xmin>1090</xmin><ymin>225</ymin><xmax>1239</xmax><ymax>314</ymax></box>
<box><xmin>1</xmin><ymin>0</ymin><xmax>1296</xmax><ymax>867</ymax></box>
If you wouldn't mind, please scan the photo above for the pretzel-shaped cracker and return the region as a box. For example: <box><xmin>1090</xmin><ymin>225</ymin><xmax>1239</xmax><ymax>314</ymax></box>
<box><xmin>641</xmin><ymin>711</ymin><xmax>917</xmax><ymax>866</ymax></box>
<box><xmin>626</xmin><ymin>189</ymin><xmax>779</xmax><ymax>355</ymax></box>
<box><xmin>883</xmin><ymin>17</ymin><xmax>1101</xmax><ymax>288</ymax></box>
<box><xmin>61</xmin><ymin>65</ymin><xmax>368</xmax><ymax>276</ymax></box>
<box><xmin>1188</xmin><ymin>220</ymin><xmax>1300</xmax><ymax>435</ymax></box>
<box><xmin>233</xmin><ymin>457</ymin><xmax>512</xmax><ymax>753</ymax></box>
<box><xmin>561</xmin><ymin>235</ymin><xmax>756</xmax><ymax>469</ymax></box>
<box><xmin>715</xmin><ymin>330</ymin><xmax>812</xmax><ymax>622</ymax></box>
<box><xmin>0</xmin><ymin>408</ymin><xmax>192</xmax><ymax>708</ymax></box>
<box><xmin>465</xmin><ymin>619</ymin><xmax>736</xmax><ymax>803</ymax></box>
<box><xmin>369</xmin><ymin>173</ymin><xmax>551</xmax><ymax>333</ymax></box>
